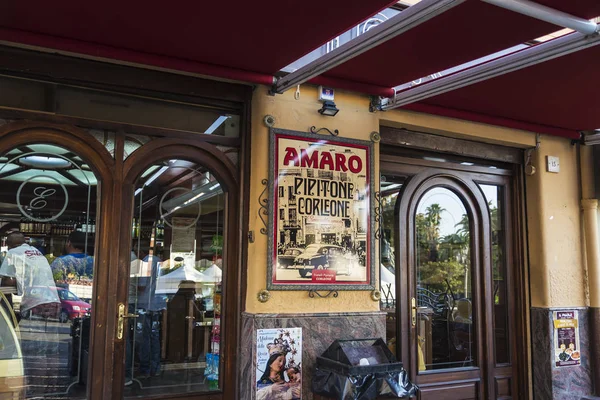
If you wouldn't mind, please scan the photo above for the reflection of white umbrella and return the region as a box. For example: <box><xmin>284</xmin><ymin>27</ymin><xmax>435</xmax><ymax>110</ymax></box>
<box><xmin>202</xmin><ymin>264</ymin><xmax>222</xmax><ymax>282</ymax></box>
<box><xmin>156</xmin><ymin>266</ymin><xmax>208</xmax><ymax>294</ymax></box>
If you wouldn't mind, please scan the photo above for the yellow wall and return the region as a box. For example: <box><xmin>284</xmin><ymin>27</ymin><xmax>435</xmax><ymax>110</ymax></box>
<box><xmin>246</xmin><ymin>85</ymin><xmax>586</xmax><ymax>312</ymax></box>
<box><xmin>525</xmin><ymin>136</ymin><xmax>587</xmax><ymax>307</ymax></box>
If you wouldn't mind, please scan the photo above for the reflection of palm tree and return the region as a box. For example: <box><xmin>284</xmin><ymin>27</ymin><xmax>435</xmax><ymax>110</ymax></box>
<box><xmin>424</xmin><ymin>204</ymin><xmax>445</xmax><ymax>262</ymax></box>
<box><xmin>425</xmin><ymin>204</ymin><xmax>445</xmax><ymax>241</ymax></box>
<box><xmin>455</xmin><ymin>214</ymin><xmax>469</xmax><ymax>240</ymax></box>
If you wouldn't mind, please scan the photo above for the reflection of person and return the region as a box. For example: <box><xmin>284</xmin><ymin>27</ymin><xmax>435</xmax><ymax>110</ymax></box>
<box><xmin>50</xmin><ymin>231</ymin><xmax>94</xmax><ymax>278</ymax></box>
<box><xmin>0</xmin><ymin>231</ymin><xmax>61</xmax><ymax>397</ymax></box>
<box><xmin>130</xmin><ymin>241</ymin><xmax>163</xmax><ymax>379</ymax></box>
<box><xmin>257</xmin><ymin>339</ymin><xmax>301</xmax><ymax>400</ymax></box>
<box><xmin>137</xmin><ymin>243</ymin><xmax>165</xmax><ymax>376</ymax></box>
<box><xmin>0</xmin><ymin>232</ymin><xmax>60</xmax><ymax>317</ymax></box>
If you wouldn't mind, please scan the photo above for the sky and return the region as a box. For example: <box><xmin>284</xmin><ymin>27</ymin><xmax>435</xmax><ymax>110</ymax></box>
<box><xmin>416</xmin><ymin>185</ymin><xmax>498</xmax><ymax>236</ymax></box>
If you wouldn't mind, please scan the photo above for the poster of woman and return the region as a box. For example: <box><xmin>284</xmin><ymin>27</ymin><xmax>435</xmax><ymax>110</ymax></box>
<box><xmin>256</xmin><ymin>328</ymin><xmax>302</xmax><ymax>400</ymax></box>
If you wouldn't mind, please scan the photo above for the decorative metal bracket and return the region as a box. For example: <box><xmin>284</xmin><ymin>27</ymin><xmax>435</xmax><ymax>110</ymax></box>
<box><xmin>310</xmin><ymin>126</ymin><xmax>339</xmax><ymax>136</ymax></box>
<box><xmin>374</xmin><ymin>191</ymin><xmax>382</xmax><ymax>240</ymax></box>
<box><xmin>258</xmin><ymin>179</ymin><xmax>269</xmax><ymax>235</ymax></box>
<box><xmin>308</xmin><ymin>290</ymin><xmax>339</xmax><ymax>299</ymax></box>
<box><xmin>257</xmin><ymin>289</ymin><xmax>271</xmax><ymax>303</ymax></box>
<box><xmin>371</xmin><ymin>289</ymin><xmax>382</xmax><ymax>302</ymax></box>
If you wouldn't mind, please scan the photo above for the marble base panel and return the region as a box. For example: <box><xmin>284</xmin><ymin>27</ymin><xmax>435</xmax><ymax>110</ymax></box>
<box><xmin>239</xmin><ymin>311</ymin><xmax>386</xmax><ymax>400</ymax></box>
<box><xmin>531</xmin><ymin>307</ymin><xmax>594</xmax><ymax>400</ymax></box>
<box><xmin>591</xmin><ymin>308</ymin><xmax>600</xmax><ymax>396</ymax></box>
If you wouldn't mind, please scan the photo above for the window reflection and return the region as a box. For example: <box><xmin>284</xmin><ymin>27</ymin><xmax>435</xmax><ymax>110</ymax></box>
<box><xmin>0</xmin><ymin>143</ymin><xmax>97</xmax><ymax>398</ymax></box>
<box><xmin>415</xmin><ymin>188</ymin><xmax>475</xmax><ymax>371</ymax></box>
<box><xmin>126</xmin><ymin>160</ymin><xmax>224</xmax><ymax>397</ymax></box>
<box><xmin>479</xmin><ymin>184</ymin><xmax>509</xmax><ymax>365</ymax></box>
<box><xmin>379</xmin><ymin>176</ymin><xmax>403</xmax><ymax>358</ymax></box>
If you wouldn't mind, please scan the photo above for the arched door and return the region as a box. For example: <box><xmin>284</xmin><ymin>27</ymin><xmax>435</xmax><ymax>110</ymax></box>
<box><xmin>0</xmin><ymin>121</ymin><xmax>116</xmax><ymax>399</ymax></box>
<box><xmin>381</xmin><ymin>154</ymin><xmax>522</xmax><ymax>400</ymax></box>
<box><xmin>113</xmin><ymin>138</ymin><xmax>240</xmax><ymax>399</ymax></box>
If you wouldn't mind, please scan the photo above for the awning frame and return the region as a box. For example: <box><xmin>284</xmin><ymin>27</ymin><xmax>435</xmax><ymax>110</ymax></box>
<box><xmin>272</xmin><ymin>0</ymin><xmax>466</xmax><ymax>94</ymax></box>
<box><xmin>483</xmin><ymin>0</ymin><xmax>599</xmax><ymax>35</ymax></box>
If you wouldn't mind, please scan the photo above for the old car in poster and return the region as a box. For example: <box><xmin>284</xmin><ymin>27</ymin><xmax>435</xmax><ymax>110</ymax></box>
<box><xmin>291</xmin><ymin>244</ymin><xmax>350</xmax><ymax>278</ymax></box>
<box><xmin>277</xmin><ymin>248</ymin><xmax>304</xmax><ymax>269</ymax></box>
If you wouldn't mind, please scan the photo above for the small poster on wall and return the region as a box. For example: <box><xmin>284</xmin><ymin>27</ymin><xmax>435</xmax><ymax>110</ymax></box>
<box><xmin>553</xmin><ymin>310</ymin><xmax>582</xmax><ymax>367</ymax></box>
<box><xmin>256</xmin><ymin>328</ymin><xmax>302</xmax><ymax>400</ymax></box>
<box><xmin>267</xmin><ymin>128</ymin><xmax>375</xmax><ymax>290</ymax></box>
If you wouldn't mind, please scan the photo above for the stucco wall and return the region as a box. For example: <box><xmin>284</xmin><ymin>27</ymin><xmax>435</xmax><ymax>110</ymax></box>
<box><xmin>526</xmin><ymin>136</ymin><xmax>586</xmax><ymax>308</ymax></box>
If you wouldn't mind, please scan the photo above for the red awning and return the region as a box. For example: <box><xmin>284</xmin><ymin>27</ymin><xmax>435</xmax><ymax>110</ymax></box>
<box><xmin>0</xmin><ymin>0</ymin><xmax>396</xmax><ymax>80</ymax></box>
<box><xmin>323</xmin><ymin>0</ymin><xmax>600</xmax><ymax>88</ymax></box>
<box><xmin>403</xmin><ymin>43</ymin><xmax>600</xmax><ymax>139</ymax></box>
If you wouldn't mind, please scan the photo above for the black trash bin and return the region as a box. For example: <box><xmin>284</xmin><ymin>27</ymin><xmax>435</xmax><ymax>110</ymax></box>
<box><xmin>312</xmin><ymin>338</ymin><xmax>418</xmax><ymax>400</ymax></box>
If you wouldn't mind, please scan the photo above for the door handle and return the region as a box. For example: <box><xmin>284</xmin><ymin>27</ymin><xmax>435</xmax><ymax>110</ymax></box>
<box><xmin>411</xmin><ymin>297</ymin><xmax>417</xmax><ymax>327</ymax></box>
<box><xmin>117</xmin><ymin>303</ymin><xmax>138</xmax><ymax>340</ymax></box>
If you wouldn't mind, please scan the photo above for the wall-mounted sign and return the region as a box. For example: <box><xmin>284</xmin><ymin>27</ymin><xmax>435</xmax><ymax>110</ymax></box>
<box><xmin>553</xmin><ymin>310</ymin><xmax>581</xmax><ymax>367</ymax></box>
<box><xmin>256</xmin><ymin>328</ymin><xmax>302</xmax><ymax>400</ymax></box>
<box><xmin>267</xmin><ymin>128</ymin><xmax>375</xmax><ymax>290</ymax></box>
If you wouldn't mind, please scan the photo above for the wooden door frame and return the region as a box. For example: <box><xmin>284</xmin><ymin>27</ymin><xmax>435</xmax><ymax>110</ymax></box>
<box><xmin>110</xmin><ymin>137</ymin><xmax>241</xmax><ymax>400</ymax></box>
<box><xmin>381</xmin><ymin>151</ymin><xmax>529</xmax><ymax>399</ymax></box>
<box><xmin>0</xmin><ymin>120</ymin><xmax>117</xmax><ymax>399</ymax></box>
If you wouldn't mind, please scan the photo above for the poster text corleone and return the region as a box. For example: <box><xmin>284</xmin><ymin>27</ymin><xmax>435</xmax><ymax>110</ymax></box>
<box><xmin>283</xmin><ymin>147</ymin><xmax>363</xmax><ymax>218</ymax></box>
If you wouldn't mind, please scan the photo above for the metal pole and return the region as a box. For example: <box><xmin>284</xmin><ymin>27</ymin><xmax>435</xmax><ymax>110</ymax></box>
<box><xmin>482</xmin><ymin>0</ymin><xmax>599</xmax><ymax>35</ymax></box>
<box><xmin>383</xmin><ymin>31</ymin><xmax>600</xmax><ymax>110</ymax></box>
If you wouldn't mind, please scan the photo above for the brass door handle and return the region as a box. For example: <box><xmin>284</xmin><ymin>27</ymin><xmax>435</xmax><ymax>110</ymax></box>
<box><xmin>411</xmin><ymin>297</ymin><xmax>417</xmax><ymax>327</ymax></box>
<box><xmin>117</xmin><ymin>303</ymin><xmax>139</xmax><ymax>340</ymax></box>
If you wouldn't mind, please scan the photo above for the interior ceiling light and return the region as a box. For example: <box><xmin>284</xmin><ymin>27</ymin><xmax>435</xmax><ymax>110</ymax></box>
<box><xmin>135</xmin><ymin>165</ymin><xmax>169</xmax><ymax>196</ymax></box>
<box><xmin>318</xmin><ymin>100</ymin><xmax>340</xmax><ymax>116</ymax></box>
<box><xmin>19</xmin><ymin>156</ymin><xmax>71</xmax><ymax>169</ymax></box>
<box><xmin>205</xmin><ymin>116</ymin><xmax>230</xmax><ymax>135</ymax></box>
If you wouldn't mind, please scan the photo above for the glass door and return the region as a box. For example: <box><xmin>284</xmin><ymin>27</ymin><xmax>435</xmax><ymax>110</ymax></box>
<box><xmin>0</xmin><ymin>142</ymin><xmax>102</xmax><ymax>399</ymax></box>
<box><xmin>113</xmin><ymin>139</ymin><xmax>240</xmax><ymax>400</ymax></box>
<box><xmin>124</xmin><ymin>160</ymin><xmax>225</xmax><ymax>397</ymax></box>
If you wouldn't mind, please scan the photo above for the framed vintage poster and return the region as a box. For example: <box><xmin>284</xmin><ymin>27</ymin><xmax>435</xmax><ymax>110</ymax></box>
<box><xmin>267</xmin><ymin>128</ymin><xmax>375</xmax><ymax>290</ymax></box>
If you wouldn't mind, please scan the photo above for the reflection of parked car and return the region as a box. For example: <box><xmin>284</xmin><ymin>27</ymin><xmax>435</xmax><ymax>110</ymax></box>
<box><xmin>292</xmin><ymin>244</ymin><xmax>349</xmax><ymax>278</ymax></box>
<box><xmin>277</xmin><ymin>248</ymin><xmax>304</xmax><ymax>269</ymax></box>
<box><xmin>21</xmin><ymin>287</ymin><xmax>91</xmax><ymax>323</ymax></box>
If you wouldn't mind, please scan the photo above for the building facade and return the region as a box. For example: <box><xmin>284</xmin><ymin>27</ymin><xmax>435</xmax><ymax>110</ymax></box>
<box><xmin>0</xmin><ymin>45</ymin><xmax>596</xmax><ymax>400</ymax></box>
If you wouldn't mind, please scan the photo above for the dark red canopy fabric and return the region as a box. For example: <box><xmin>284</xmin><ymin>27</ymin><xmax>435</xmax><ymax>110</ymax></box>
<box><xmin>404</xmin><ymin>42</ymin><xmax>600</xmax><ymax>139</ymax></box>
<box><xmin>0</xmin><ymin>0</ymin><xmax>396</xmax><ymax>75</ymax></box>
<box><xmin>324</xmin><ymin>0</ymin><xmax>600</xmax><ymax>88</ymax></box>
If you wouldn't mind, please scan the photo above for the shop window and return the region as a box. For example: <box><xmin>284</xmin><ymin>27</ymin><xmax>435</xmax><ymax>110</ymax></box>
<box><xmin>379</xmin><ymin>176</ymin><xmax>403</xmax><ymax>356</ymax></box>
<box><xmin>0</xmin><ymin>74</ymin><xmax>242</xmax><ymax>138</ymax></box>
<box><xmin>479</xmin><ymin>184</ymin><xmax>510</xmax><ymax>365</ymax></box>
